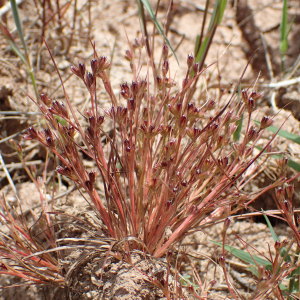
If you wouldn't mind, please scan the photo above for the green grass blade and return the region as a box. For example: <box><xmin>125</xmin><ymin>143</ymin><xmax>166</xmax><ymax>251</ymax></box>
<box><xmin>2</xmin><ymin>2</ymin><xmax>38</xmax><ymax>102</ymax></box>
<box><xmin>217</xmin><ymin>0</ymin><xmax>227</xmax><ymax>24</ymax></box>
<box><xmin>10</xmin><ymin>0</ymin><xmax>28</xmax><ymax>59</ymax></box>
<box><xmin>261</xmin><ymin>209</ymin><xmax>279</xmax><ymax>242</ymax></box>
<box><xmin>286</xmin><ymin>158</ymin><xmax>300</xmax><ymax>172</ymax></box>
<box><xmin>254</xmin><ymin>121</ymin><xmax>300</xmax><ymax>145</ymax></box>
<box><xmin>195</xmin><ymin>0</ymin><xmax>227</xmax><ymax>64</ymax></box>
<box><xmin>288</xmin><ymin>157</ymin><xmax>300</xmax><ymax>172</ymax></box>
<box><xmin>287</xmin><ymin>16</ymin><xmax>296</xmax><ymax>37</ymax></box>
<box><xmin>234</xmin><ymin>115</ymin><xmax>243</xmax><ymax>141</ymax></box>
<box><xmin>213</xmin><ymin>241</ymin><xmax>291</xmax><ymax>293</ymax></box>
<box><xmin>207</xmin><ymin>0</ymin><xmax>227</xmax><ymax>29</ymax></box>
<box><xmin>211</xmin><ymin>241</ymin><xmax>272</xmax><ymax>268</ymax></box>
<box><xmin>249</xmin><ymin>265</ymin><xmax>258</xmax><ymax>276</ymax></box>
<box><xmin>233</xmin><ymin>84</ymin><xmax>243</xmax><ymax>141</ymax></box>
<box><xmin>136</xmin><ymin>0</ymin><xmax>146</xmax><ymax>35</ymax></box>
<box><xmin>195</xmin><ymin>33</ymin><xmax>211</xmax><ymax>63</ymax></box>
<box><xmin>180</xmin><ymin>274</ymin><xmax>200</xmax><ymax>288</ymax></box>
<box><xmin>140</xmin><ymin>0</ymin><xmax>179</xmax><ymax>65</ymax></box>
<box><xmin>289</xmin><ymin>278</ymin><xmax>299</xmax><ymax>293</ymax></box>
<box><xmin>28</xmin><ymin>70</ymin><xmax>39</xmax><ymax>102</ymax></box>
<box><xmin>280</xmin><ymin>0</ymin><xmax>288</xmax><ymax>54</ymax></box>
<box><xmin>194</xmin><ymin>34</ymin><xmax>201</xmax><ymax>58</ymax></box>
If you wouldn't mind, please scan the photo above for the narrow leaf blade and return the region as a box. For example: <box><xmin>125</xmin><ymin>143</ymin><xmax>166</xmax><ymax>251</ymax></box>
<box><xmin>254</xmin><ymin>121</ymin><xmax>300</xmax><ymax>145</ymax></box>
<box><xmin>0</xmin><ymin>21</ymin><xmax>28</xmax><ymax>66</ymax></box>
<box><xmin>10</xmin><ymin>0</ymin><xmax>28</xmax><ymax>58</ymax></box>
<box><xmin>261</xmin><ymin>209</ymin><xmax>279</xmax><ymax>242</ymax></box>
<box><xmin>211</xmin><ymin>241</ymin><xmax>272</xmax><ymax>268</ymax></box>
<box><xmin>141</xmin><ymin>0</ymin><xmax>179</xmax><ymax>64</ymax></box>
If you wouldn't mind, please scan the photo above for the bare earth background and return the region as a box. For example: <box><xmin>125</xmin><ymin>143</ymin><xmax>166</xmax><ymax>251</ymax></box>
<box><xmin>0</xmin><ymin>0</ymin><xmax>300</xmax><ymax>299</ymax></box>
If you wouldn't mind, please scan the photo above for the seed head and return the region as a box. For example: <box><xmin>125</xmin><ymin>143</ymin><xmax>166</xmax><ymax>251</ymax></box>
<box><xmin>131</xmin><ymin>81</ymin><xmax>138</xmax><ymax>96</ymax></box>
<box><xmin>190</xmin><ymin>127</ymin><xmax>200</xmax><ymax>139</ymax></box>
<box><xmin>78</xmin><ymin>63</ymin><xmax>86</xmax><ymax>77</ymax></box>
<box><xmin>286</xmin><ymin>184</ymin><xmax>294</xmax><ymax>200</ymax></box>
<box><xmin>116</xmin><ymin>106</ymin><xmax>128</xmax><ymax>123</ymax></box>
<box><xmin>241</xmin><ymin>89</ymin><xmax>248</xmax><ymax>103</ymax></box>
<box><xmin>120</xmin><ymin>82</ymin><xmax>130</xmax><ymax>99</ymax></box>
<box><xmin>283</xmin><ymin>199</ymin><xmax>292</xmax><ymax>215</ymax></box>
<box><xmin>156</xmin><ymin>76</ymin><xmax>163</xmax><ymax>90</ymax></box>
<box><xmin>249</xmin><ymin>90</ymin><xmax>262</xmax><ymax>100</ymax></box>
<box><xmin>219</xmin><ymin>157</ymin><xmax>228</xmax><ymax>169</ymax></box>
<box><xmin>89</xmin><ymin>116</ymin><xmax>96</xmax><ymax>128</ymax></box>
<box><xmin>187</xmin><ymin>102</ymin><xmax>195</xmax><ymax>112</ymax></box>
<box><xmin>67</xmin><ymin>126</ymin><xmax>76</xmax><ymax>139</ymax></box>
<box><xmin>275</xmin><ymin>187</ymin><xmax>285</xmax><ymax>203</ymax></box>
<box><xmin>91</xmin><ymin>56</ymin><xmax>111</xmax><ymax>76</ymax></box>
<box><xmin>206</xmin><ymin>100</ymin><xmax>216</xmax><ymax>110</ymax></box>
<box><xmin>181</xmin><ymin>179</ymin><xmax>187</xmax><ymax>187</ymax></box>
<box><xmin>91</xmin><ymin>59</ymin><xmax>98</xmax><ymax>74</ymax></box>
<box><xmin>247</xmin><ymin>97</ymin><xmax>255</xmax><ymax>113</ymax></box>
<box><xmin>164</xmin><ymin>77</ymin><xmax>174</xmax><ymax>88</ymax></box>
<box><xmin>133</xmin><ymin>37</ymin><xmax>144</xmax><ymax>50</ymax></box>
<box><xmin>228</xmin><ymin>124</ymin><xmax>238</xmax><ymax>135</ymax></box>
<box><xmin>125</xmin><ymin>49</ymin><xmax>133</xmax><ymax>62</ymax></box>
<box><xmin>128</xmin><ymin>98</ymin><xmax>135</xmax><ymax>111</ymax></box>
<box><xmin>260</xmin><ymin>116</ymin><xmax>273</xmax><ymax>129</ymax></box>
<box><xmin>24</xmin><ymin>127</ymin><xmax>38</xmax><ymax>140</ymax></box>
<box><xmin>274</xmin><ymin>240</ymin><xmax>281</xmax><ymax>253</ymax></box>
<box><xmin>219</xmin><ymin>255</ymin><xmax>226</xmax><ymax>268</ymax></box>
<box><xmin>40</xmin><ymin>94</ymin><xmax>52</xmax><ymax>106</ymax></box>
<box><xmin>276</xmin><ymin>156</ymin><xmax>288</xmax><ymax>171</ymax></box>
<box><xmin>223</xmin><ymin>110</ymin><xmax>232</xmax><ymax>124</ymax></box>
<box><xmin>187</xmin><ymin>54</ymin><xmax>194</xmax><ymax>69</ymax></box>
<box><xmin>88</xmin><ymin>171</ymin><xmax>97</xmax><ymax>184</ymax></box>
<box><xmin>162</xmin><ymin>44</ymin><xmax>169</xmax><ymax>60</ymax></box>
<box><xmin>85</xmin><ymin>180</ymin><xmax>93</xmax><ymax>191</ymax></box>
<box><xmin>85</xmin><ymin>72</ymin><xmax>95</xmax><ymax>92</ymax></box>
<box><xmin>193</xmin><ymin>63</ymin><xmax>199</xmax><ymax>75</ymax></box>
<box><xmin>98</xmin><ymin>56</ymin><xmax>111</xmax><ymax>72</ymax></box>
<box><xmin>162</xmin><ymin>60</ymin><xmax>169</xmax><ymax>77</ymax></box>
<box><xmin>223</xmin><ymin>217</ymin><xmax>231</xmax><ymax>232</ymax></box>
<box><xmin>60</xmin><ymin>103</ymin><xmax>68</xmax><ymax>119</ymax></box>
<box><xmin>70</xmin><ymin>65</ymin><xmax>81</xmax><ymax>78</ymax></box>
<box><xmin>46</xmin><ymin>136</ymin><xmax>55</xmax><ymax>148</ymax></box>
<box><xmin>246</xmin><ymin>126</ymin><xmax>258</xmax><ymax>143</ymax></box>
<box><xmin>179</xmin><ymin>115</ymin><xmax>187</xmax><ymax>129</ymax></box>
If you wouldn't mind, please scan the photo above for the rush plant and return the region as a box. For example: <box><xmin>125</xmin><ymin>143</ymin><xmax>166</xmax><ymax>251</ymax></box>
<box><xmin>22</xmin><ymin>40</ymin><xmax>285</xmax><ymax>260</ymax></box>
<box><xmin>0</xmin><ymin>35</ymin><xmax>290</xmax><ymax>297</ymax></box>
